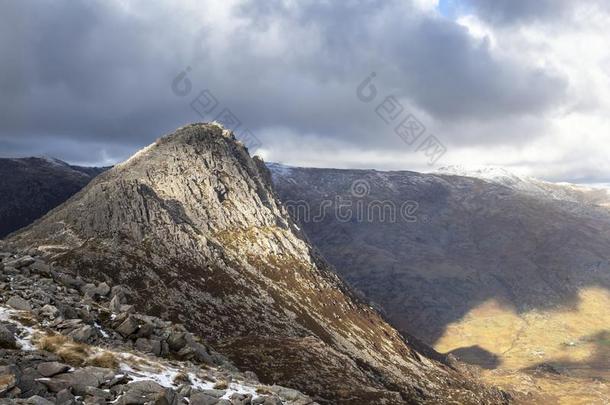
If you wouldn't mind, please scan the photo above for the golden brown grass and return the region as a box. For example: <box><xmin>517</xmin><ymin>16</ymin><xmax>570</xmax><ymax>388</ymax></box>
<box><xmin>173</xmin><ymin>371</ymin><xmax>191</xmax><ymax>385</ymax></box>
<box><xmin>87</xmin><ymin>351</ymin><xmax>119</xmax><ymax>368</ymax></box>
<box><xmin>35</xmin><ymin>332</ymin><xmax>118</xmax><ymax>369</ymax></box>
<box><xmin>255</xmin><ymin>386</ymin><xmax>273</xmax><ymax>395</ymax></box>
<box><xmin>213</xmin><ymin>380</ymin><xmax>228</xmax><ymax>390</ymax></box>
<box><xmin>11</xmin><ymin>313</ymin><xmax>37</xmax><ymax>327</ymax></box>
<box><xmin>37</xmin><ymin>334</ymin><xmax>90</xmax><ymax>366</ymax></box>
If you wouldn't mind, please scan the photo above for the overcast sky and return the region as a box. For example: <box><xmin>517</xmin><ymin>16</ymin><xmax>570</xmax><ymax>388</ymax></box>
<box><xmin>1</xmin><ymin>0</ymin><xmax>609</xmax><ymax>183</ymax></box>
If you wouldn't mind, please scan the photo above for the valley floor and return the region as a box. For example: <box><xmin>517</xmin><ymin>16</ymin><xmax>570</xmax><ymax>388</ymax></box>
<box><xmin>435</xmin><ymin>287</ymin><xmax>610</xmax><ymax>404</ymax></box>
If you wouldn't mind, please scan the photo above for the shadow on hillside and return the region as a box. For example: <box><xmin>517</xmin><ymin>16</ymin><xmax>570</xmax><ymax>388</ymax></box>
<box><xmin>273</xmin><ymin>168</ymin><xmax>610</xmax><ymax>347</ymax></box>
<box><xmin>446</xmin><ymin>345</ymin><xmax>501</xmax><ymax>369</ymax></box>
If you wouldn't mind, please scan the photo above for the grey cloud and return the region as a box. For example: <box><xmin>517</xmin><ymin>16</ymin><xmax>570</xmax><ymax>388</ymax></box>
<box><xmin>0</xmin><ymin>0</ymin><xmax>570</xmax><ymax>166</ymax></box>
<box><xmin>224</xmin><ymin>0</ymin><xmax>567</xmax><ymax>136</ymax></box>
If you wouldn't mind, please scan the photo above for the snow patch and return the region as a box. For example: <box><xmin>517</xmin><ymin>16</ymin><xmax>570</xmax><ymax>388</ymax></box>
<box><xmin>94</xmin><ymin>321</ymin><xmax>110</xmax><ymax>338</ymax></box>
<box><xmin>0</xmin><ymin>306</ymin><xmax>38</xmax><ymax>351</ymax></box>
<box><xmin>118</xmin><ymin>355</ymin><xmax>260</xmax><ymax>400</ymax></box>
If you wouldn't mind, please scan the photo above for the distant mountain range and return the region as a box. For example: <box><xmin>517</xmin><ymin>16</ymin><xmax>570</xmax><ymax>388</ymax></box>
<box><xmin>269</xmin><ymin>162</ymin><xmax>610</xmax><ymax>342</ymax></box>
<box><xmin>0</xmin><ymin>157</ymin><xmax>107</xmax><ymax>238</ymax></box>
<box><xmin>269</xmin><ymin>162</ymin><xmax>610</xmax><ymax>402</ymax></box>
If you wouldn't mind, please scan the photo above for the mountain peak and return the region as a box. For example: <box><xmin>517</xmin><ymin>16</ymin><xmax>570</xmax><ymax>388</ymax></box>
<box><xmin>115</xmin><ymin>122</ymin><xmax>240</xmax><ymax>171</ymax></box>
<box><xmin>161</xmin><ymin>122</ymin><xmax>237</xmax><ymax>144</ymax></box>
<box><xmin>8</xmin><ymin>124</ymin><xmax>508</xmax><ymax>404</ymax></box>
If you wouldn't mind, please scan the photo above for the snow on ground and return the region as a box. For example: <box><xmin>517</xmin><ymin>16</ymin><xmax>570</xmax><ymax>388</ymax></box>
<box><xmin>1</xmin><ymin>305</ymin><xmax>260</xmax><ymax>400</ymax></box>
<box><xmin>94</xmin><ymin>321</ymin><xmax>110</xmax><ymax>338</ymax></box>
<box><xmin>0</xmin><ymin>306</ymin><xmax>37</xmax><ymax>351</ymax></box>
<box><xmin>119</xmin><ymin>358</ymin><xmax>259</xmax><ymax>400</ymax></box>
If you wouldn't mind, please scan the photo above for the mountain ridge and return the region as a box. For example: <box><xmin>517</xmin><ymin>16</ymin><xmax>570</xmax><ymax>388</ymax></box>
<box><xmin>270</xmin><ymin>162</ymin><xmax>610</xmax><ymax>402</ymax></box>
<box><xmin>6</xmin><ymin>123</ymin><xmax>507</xmax><ymax>404</ymax></box>
<box><xmin>0</xmin><ymin>157</ymin><xmax>107</xmax><ymax>239</ymax></box>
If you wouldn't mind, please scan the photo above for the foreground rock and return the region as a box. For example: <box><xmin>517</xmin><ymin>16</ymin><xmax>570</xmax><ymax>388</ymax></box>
<box><xmin>0</xmin><ymin>250</ymin><xmax>315</xmax><ymax>405</ymax></box>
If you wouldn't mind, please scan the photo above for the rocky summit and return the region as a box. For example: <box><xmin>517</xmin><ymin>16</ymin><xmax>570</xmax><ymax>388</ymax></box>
<box><xmin>5</xmin><ymin>123</ymin><xmax>508</xmax><ymax>404</ymax></box>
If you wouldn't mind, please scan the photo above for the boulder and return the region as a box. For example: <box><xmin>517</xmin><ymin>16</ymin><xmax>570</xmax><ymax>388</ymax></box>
<box><xmin>134</xmin><ymin>338</ymin><xmax>153</xmax><ymax>353</ymax></box>
<box><xmin>69</xmin><ymin>325</ymin><xmax>95</xmax><ymax>343</ymax></box>
<box><xmin>115</xmin><ymin>316</ymin><xmax>139</xmax><ymax>337</ymax></box>
<box><xmin>259</xmin><ymin>398</ymin><xmax>282</xmax><ymax>405</ymax></box>
<box><xmin>55</xmin><ymin>388</ymin><xmax>75</xmax><ymax>404</ymax></box>
<box><xmin>7</xmin><ymin>296</ymin><xmax>32</xmax><ymax>311</ymax></box>
<box><xmin>0</xmin><ymin>365</ymin><xmax>18</xmax><ymax>395</ymax></box>
<box><xmin>167</xmin><ymin>332</ymin><xmax>187</xmax><ymax>352</ymax></box>
<box><xmin>135</xmin><ymin>322</ymin><xmax>154</xmax><ymax>338</ymax></box>
<box><xmin>81</xmin><ymin>283</ymin><xmax>97</xmax><ymax>298</ymax></box>
<box><xmin>30</xmin><ymin>261</ymin><xmax>52</xmax><ymax>276</ymax></box>
<box><xmin>116</xmin><ymin>380</ymin><xmax>177</xmax><ymax>405</ymax></box>
<box><xmin>187</xmin><ymin>342</ymin><xmax>215</xmax><ymax>365</ymax></box>
<box><xmin>4</xmin><ymin>256</ymin><xmax>35</xmax><ymax>269</ymax></box>
<box><xmin>15</xmin><ymin>367</ymin><xmax>46</xmax><ymax>398</ymax></box>
<box><xmin>109</xmin><ymin>295</ymin><xmax>122</xmax><ymax>313</ymax></box>
<box><xmin>84</xmin><ymin>385</ymin><xmax>113</xmax><ymax>400</ymax></box>
<box><xmin>55</xmin><ymin>302</ymin><xmax>78</xmax><ymax>319</ymax></box>
<box><xmin>38</xmin><ymin>367</ymin><xmax>113</xmax><ymax>395</ymax></box>
<box><xmin>25</xmin><ymin>395</ymin><xmax>54</xmax><ymax>405</ymax></box>
<box><xmin>119</xmin><ymin>304</ymin><xmax>135</xmax><ymax>314</ymax></box>
<box><xmin>151</xmin><ymin>339</ymin><xmax>162</xmax><ymax>356</ymax></box>
<box><xmin>229</xmin><ymin>393</ymin><xmax>252</xmax><ymax>405</ymax></box>
<box><xmin>269</xmin><ymin>385</ymin><xmax>308</xmax><ymax>402</ymax></box>
<box><xmin>39</xmin><ymin>304</ymin><xmax>59</xmax><ymax>319</ymax></box>
<box><xmin>201</xmin><ymin>389</ymin><xmax>226</xmax><ymax>398</ymax></box>
<box><xmin>96</xmin><ymin>282</ymin><xmax>111</xmax><ymax>297</ymax></box>
<box><xmin>190</xmin><ymin>392</ymin><xmax>220</xmax><ymax>405</ymax></box>
<box><xmin>110</xmin><ymin>285</ymin><xmax>128</xmax><ymax>301</ymax></box>
<box><xmin>0</xmin><ymin>324</ymin><xmax>17</xmax><ymax>349</ymax></box>
<box><xmin>54</xmin><ymin>274</ymin><xmax>82</xmax><ymax>289</ymax></box>
<box><xmin>36</xmin><ymin>362</ymin><xmax>71</xmax><ymax>378</ymax></box>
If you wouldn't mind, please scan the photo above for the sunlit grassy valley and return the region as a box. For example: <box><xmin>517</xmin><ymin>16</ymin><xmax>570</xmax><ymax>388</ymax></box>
<box><xmin>436</xmin><ymin>287</ymin><xmax>610</xmax><ymax>404</ymax></box>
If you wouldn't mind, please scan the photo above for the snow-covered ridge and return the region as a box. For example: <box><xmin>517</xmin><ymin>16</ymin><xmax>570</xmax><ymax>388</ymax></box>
<box><xmin>38</xmin><ymin>156</ymin><xmax>71</xmax><ymax>168</ymax></box>
<box><xmin>436</xmin><ymin>165</ymin><xmax>528</xmax><ymax>184</ymax></box>
<box><xmin>266</xmin><ymin>162</ymin><xmax>295</xmax><ymax>177</ymax></box>
<box><xmin>436</xmin><ymin>165</ymin><xmax>610</xmax><ymax>210</ymax></box>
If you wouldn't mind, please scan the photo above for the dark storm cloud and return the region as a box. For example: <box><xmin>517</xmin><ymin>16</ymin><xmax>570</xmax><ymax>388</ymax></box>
<box><xmin>0</xmin><ymin>0</ymin><xmax>569</xmax><ymax>164</ymax></box>
<box><xmin>227</xmin><ymin>0</ymin><xmax>567</xmax><ymax>141</ymax></box>
<box><xmin>0</xmin><ymin>0</ymin><xmax>197</xmax><ymax>163</ymax></box>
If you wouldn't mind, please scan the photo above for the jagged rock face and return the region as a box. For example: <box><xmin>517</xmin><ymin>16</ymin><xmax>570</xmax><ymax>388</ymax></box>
<box><xmin>8</xmin><ymin>124</ymin><xmax>507</xmax><ymax>404</ymax></box>
<box><xmin>0</xmin><ymin>157</ymin><xmax>106</xmax><ymax>238</ymax></box>
<box><xmin>269</xmin><ymin>165</ymin><xmax>610</xmax><ymax>344</ymax></box>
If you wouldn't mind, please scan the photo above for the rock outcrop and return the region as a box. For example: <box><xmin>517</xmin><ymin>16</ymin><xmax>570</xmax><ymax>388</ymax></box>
<box><xmin>7</xmin><ymin>123</ymin><xmax>508</xmax><ymax>404</ymax></box>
